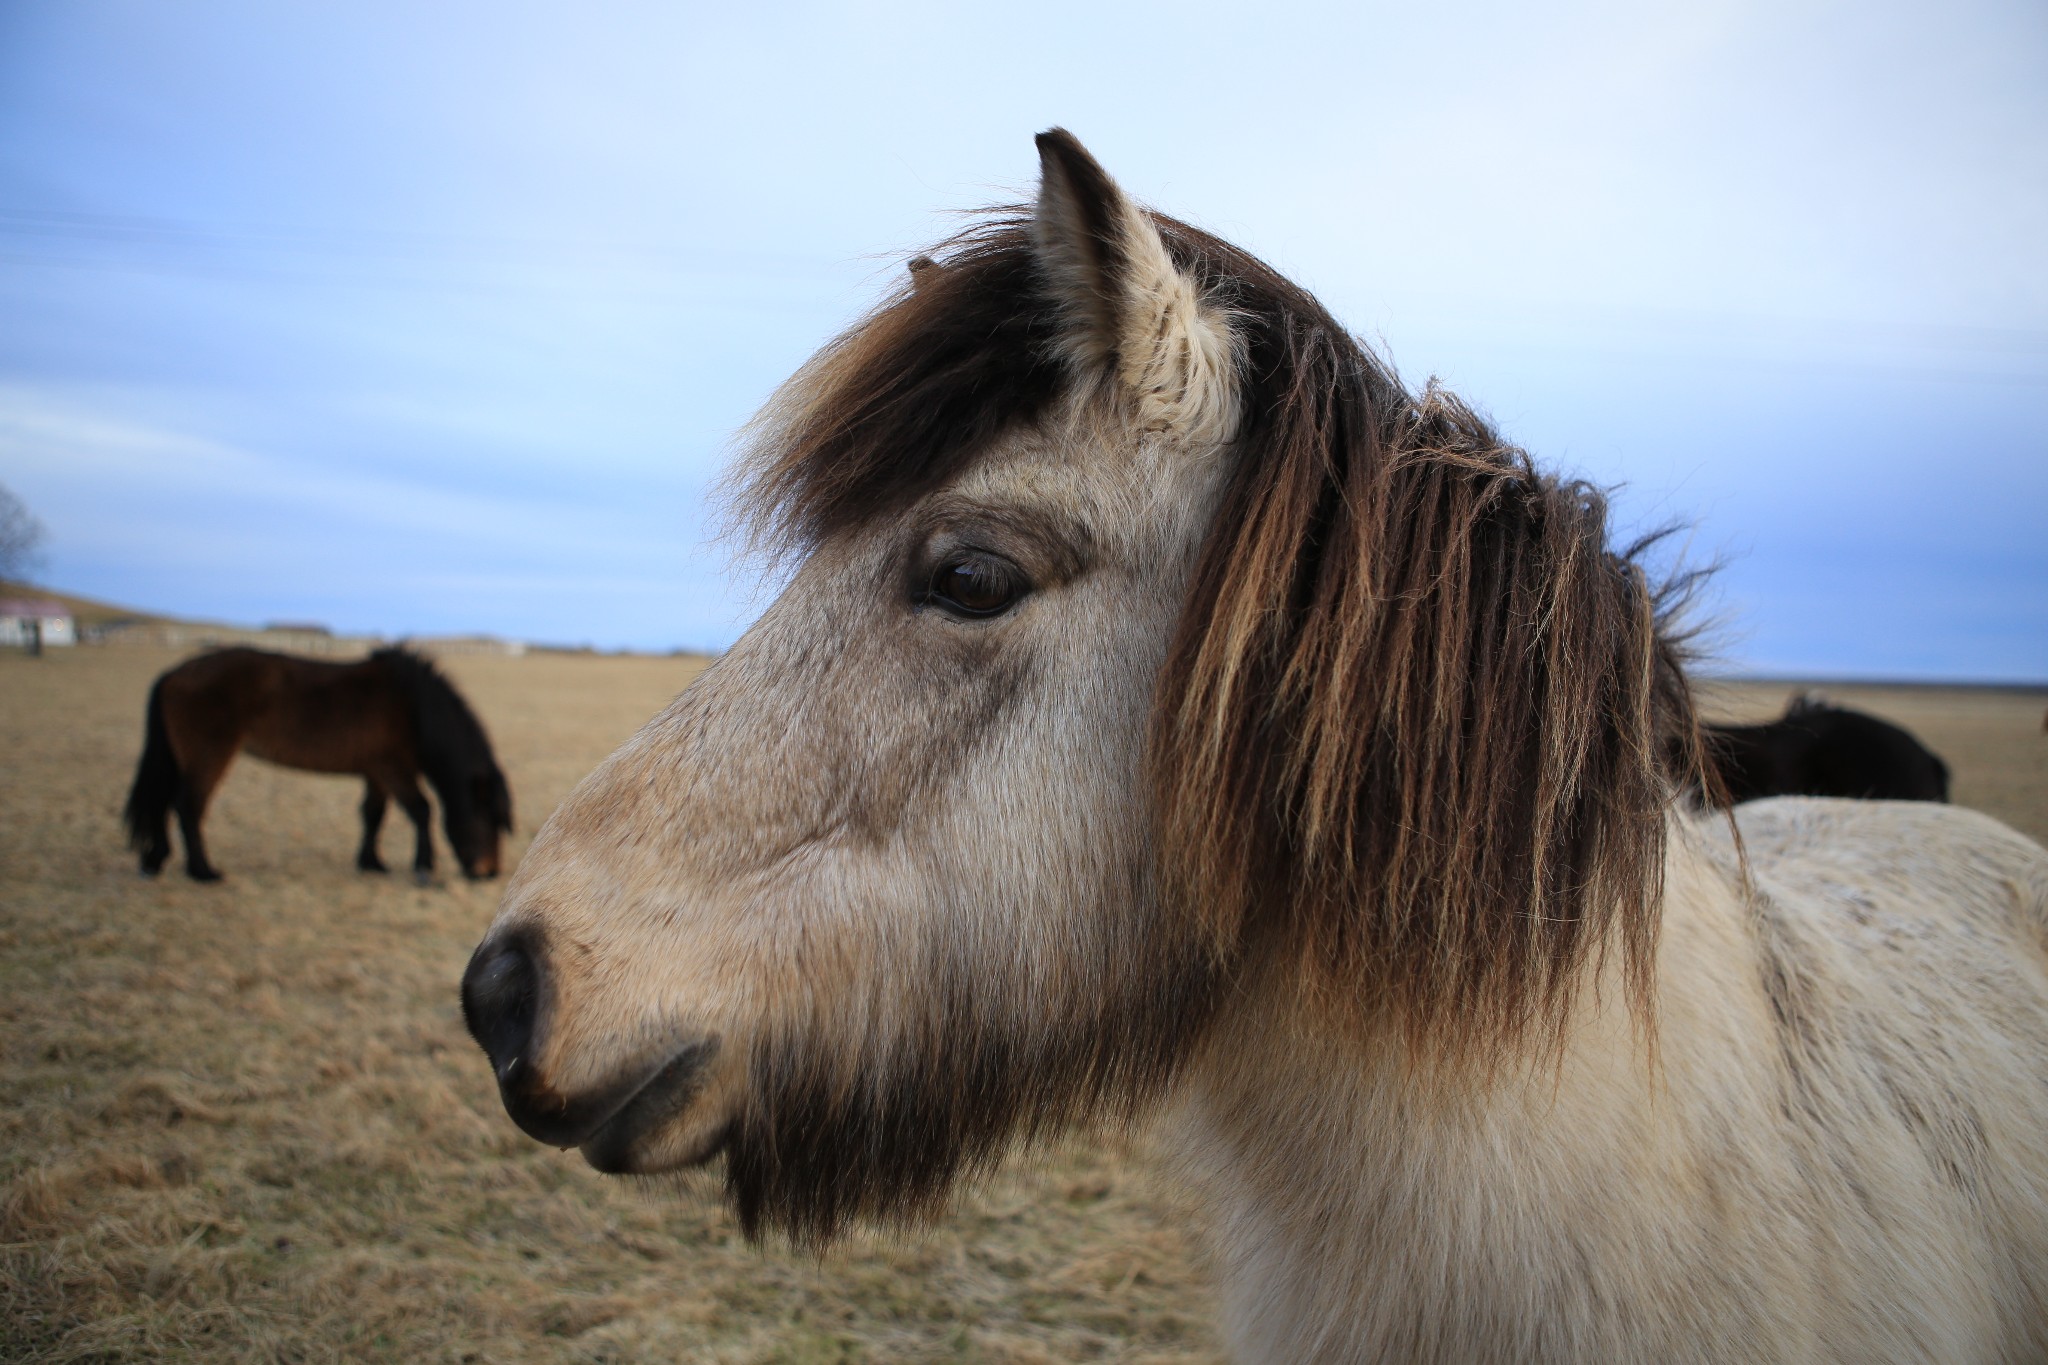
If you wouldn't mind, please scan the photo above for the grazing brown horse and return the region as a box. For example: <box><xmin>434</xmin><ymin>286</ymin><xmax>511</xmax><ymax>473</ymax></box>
<box><xmin>1701</xmin><ymin>694</ymin><xmax>1951</xmax><ymax>804</ymax></box>
<box><xmin>461</xmin><ymin>132</ymin><xmax>2048</xmax><ymax>1362</ymax></box>
<box><xmin>125</xmin><ymin>646</ymin><xmax>510</xmax><ymax>882</ymax></box>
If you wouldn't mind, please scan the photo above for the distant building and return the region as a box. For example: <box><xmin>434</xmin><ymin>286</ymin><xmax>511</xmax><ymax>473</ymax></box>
<box><xmin>0</xmin><ymin>598</ymin><xmax>76</xmax><ymax>647</ymax></box>
<box><xmin>410</xmin><ymin>634</ymin><xmax>528</xmax><ymax>657</ymax></box>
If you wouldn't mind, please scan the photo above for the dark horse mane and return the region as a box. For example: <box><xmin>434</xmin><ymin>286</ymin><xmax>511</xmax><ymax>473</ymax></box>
<box><xmin>736</xmin><ymin>206</ymin><xmax>1707</xmax><ymax>1062</ymax></box>
<box><xmin>374</xmin><ymin>647</ymin><xmax>512</xmax><ymax>832</ymax></box>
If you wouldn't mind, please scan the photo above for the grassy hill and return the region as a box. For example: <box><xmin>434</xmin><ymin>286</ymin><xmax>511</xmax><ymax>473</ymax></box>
<box><xmin>0</xmin><ymin>580</ymin><xmax>200</xmax><ymax>629</ymax></box>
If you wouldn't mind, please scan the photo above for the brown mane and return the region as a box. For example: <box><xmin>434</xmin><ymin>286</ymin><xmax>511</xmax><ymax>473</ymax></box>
<box><xmin>736</xmin><ymin>210</ymin><xmax>1707</xmax><ymax>1061</ymax></box>
<box><xmin>733</xmin><ymin>215</ymin><xmax>1065</xmax><ymax>557</ymax></box>
<box><xmin>1158</xmin><ymin>357</ymin><xmax>1703</xmax><ymax>1061</ymax></box>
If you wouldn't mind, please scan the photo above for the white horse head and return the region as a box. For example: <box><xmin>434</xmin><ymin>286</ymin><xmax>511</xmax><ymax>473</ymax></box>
<box><xmin>465</xmin><ymin>132</ymin><xmax>2048</xmax><ymax>1362</ymax></box>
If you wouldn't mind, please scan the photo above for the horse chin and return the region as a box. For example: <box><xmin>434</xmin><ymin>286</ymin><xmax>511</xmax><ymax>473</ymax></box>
<box><xmin>573</xmin><ymin>1035</ymin><xmax>732</xmax><ymax>1176</ymax></box>
<box><xmin>582</xmin><ymin>1113</ymin><xmax>733</xmax><ymax>1177</ymax></box>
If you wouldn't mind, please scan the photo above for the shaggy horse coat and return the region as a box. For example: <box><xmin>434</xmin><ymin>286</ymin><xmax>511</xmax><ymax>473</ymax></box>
<box><xmin>126</xmin><ymin>646</ymin><xmax>510</xmax><ymax>882</ymax></box>
<box><xmin>462</xmin><ymin>132</ymin><xmax>2048</xmax><ymax>1363</ymax></box>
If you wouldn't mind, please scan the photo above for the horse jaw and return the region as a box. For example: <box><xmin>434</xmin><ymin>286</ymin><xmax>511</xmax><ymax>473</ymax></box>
<box><xmin>462</xmin><ymin>131</ymin><xmax>1245</xmax><ymax>1241</ymax></box>
<box><xmin>471</xmin><ymin>405</ymin><xmax>1226</xmax><ymax>1232</ymax></box>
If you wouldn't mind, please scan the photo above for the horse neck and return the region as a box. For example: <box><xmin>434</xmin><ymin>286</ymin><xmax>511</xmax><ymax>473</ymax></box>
<box><xmin>1166</xmin><ymin>822</ymin><xmax>1719</xmax><ymax>1341</ymax></box>
<box><xmin>401</xmin><ymin>671</ymin><xmax>480</xmax><ymax>789</ymax></box>
<box><xmin>1190</xmin><ymin>943</ymin><xmax>1629</xmax><ymax>1104</ymax></box>
<box><xmin>1179</xmin><ymin>929</ymin><xmax>1648</xmax><ymax>1175</ymax></box>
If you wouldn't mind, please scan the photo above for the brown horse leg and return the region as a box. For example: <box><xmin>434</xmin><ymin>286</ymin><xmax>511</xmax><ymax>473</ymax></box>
<box><xmin>136</xmin><ymin>803</ymin><xmax>174</xmax><ymax>876</ymax></box>
<box><xmin>390</xmin><ymin>776</ymin><xmax>436</xmax><ymax>883</ymax></box>
<box><xmin>357</xmin><ymin>783</ymin><xmax>390</xmax><ymax>873</ymax></box>
<box><xmin>173</xmin><ymin>756</ymin><xmax>232</xmax><ymax>882</ymax></box>
<box><xmin>164</xmin><ymin>704</ymin><xmax>238</xmax><ymax>882</ymax></box>
<box><xmin>138</xmin><ymin>824</ymin><xmax>173</xmax><ymax>875</ymax></box>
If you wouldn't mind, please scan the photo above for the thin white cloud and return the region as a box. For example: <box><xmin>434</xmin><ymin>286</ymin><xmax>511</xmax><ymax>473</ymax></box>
<box><xmin>1</xmin><ymin>0</ymin><xmax>2042</xmax><ymax>668</ymax></box>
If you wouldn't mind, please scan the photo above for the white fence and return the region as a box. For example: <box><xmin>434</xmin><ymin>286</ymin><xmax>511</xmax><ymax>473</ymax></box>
<box><xmin>78</xmin><ymin>622</ymin><xmax>528</xmax><ymax>658</ymax></box>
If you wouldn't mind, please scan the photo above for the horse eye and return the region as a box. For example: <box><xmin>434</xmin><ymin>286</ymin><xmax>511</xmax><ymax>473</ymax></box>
<box><xmin>924</xmin><ymin>554</ymin><xmax>1024</xmax><ymax>618</ymax></box>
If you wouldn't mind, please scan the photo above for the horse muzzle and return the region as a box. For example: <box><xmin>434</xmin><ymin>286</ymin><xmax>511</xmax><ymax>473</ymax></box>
<box><xmin>460</xmin><ymin>928</ymin><xmax>726</xmax><ymax>1170</ymax></box>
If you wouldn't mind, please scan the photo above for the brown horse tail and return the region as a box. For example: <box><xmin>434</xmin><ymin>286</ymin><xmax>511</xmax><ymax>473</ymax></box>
<box><xmin>123</xmin><ymin>678</ymin><xmax>179</xmax><ymax>852</ymax></box>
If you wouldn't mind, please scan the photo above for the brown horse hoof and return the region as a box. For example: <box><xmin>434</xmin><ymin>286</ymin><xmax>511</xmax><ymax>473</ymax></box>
<box><xmin>187</xmin><ymin>867</ymin><xmax>223</xmax><ymax>884</ymax></box>
<box><xmin>358</xmin><ymin>862</ymin><xmax>390</xmax><ymax>875</ymax></box>
<box><xmin>412</xmin><ymin>870</ymin><xmax>441</xmax><ymax>888</ymax></box>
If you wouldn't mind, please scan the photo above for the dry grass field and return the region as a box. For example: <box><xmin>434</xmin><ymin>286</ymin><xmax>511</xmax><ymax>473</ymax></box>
<box><xmin>1</xmin><ymin>646</ymin><xmax>1218</xmax><ymax>1364</ymax></box>
<box><xmin>3</xmin><ymin>646</ymin><xmax>2044</xmax><ymax>1363</ymax></box>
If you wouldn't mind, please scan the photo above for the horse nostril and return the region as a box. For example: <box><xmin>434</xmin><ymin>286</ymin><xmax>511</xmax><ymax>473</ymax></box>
<box><xmin>462</xmin><ymin>932</ymin><xmax>540</xmax><ymax>1082</ymax></box>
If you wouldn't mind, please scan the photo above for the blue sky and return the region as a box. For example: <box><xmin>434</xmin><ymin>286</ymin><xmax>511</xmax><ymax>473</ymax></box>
<box><xmin>1</xmin><ymin>0</ymin><xmax>2043</xmax><ymax>674</ymax></box>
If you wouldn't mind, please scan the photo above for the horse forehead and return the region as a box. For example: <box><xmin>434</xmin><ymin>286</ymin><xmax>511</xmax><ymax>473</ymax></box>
<box><xmin>938</xmin><ymin>410</ymin><xmax>1216</xmax><ymax>552</ymax></box>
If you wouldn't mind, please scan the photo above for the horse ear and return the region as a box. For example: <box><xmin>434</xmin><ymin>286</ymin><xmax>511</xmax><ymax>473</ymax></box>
<box><xmin>1032</xmin><ymin>129</ymin><xmax>1240</xmax><ymax>446</ymax></box>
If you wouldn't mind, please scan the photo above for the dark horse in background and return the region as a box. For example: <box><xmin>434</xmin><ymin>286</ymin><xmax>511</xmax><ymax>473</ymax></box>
<box><xmin>1701</xmin><ymin>694</ymin><xmax>1950</xmax><ymax>805</ymax></box>
<box><xmin>124</xmin><ymin>646</ymin><xmax>512</xmax><ymax>882</ymax></box>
